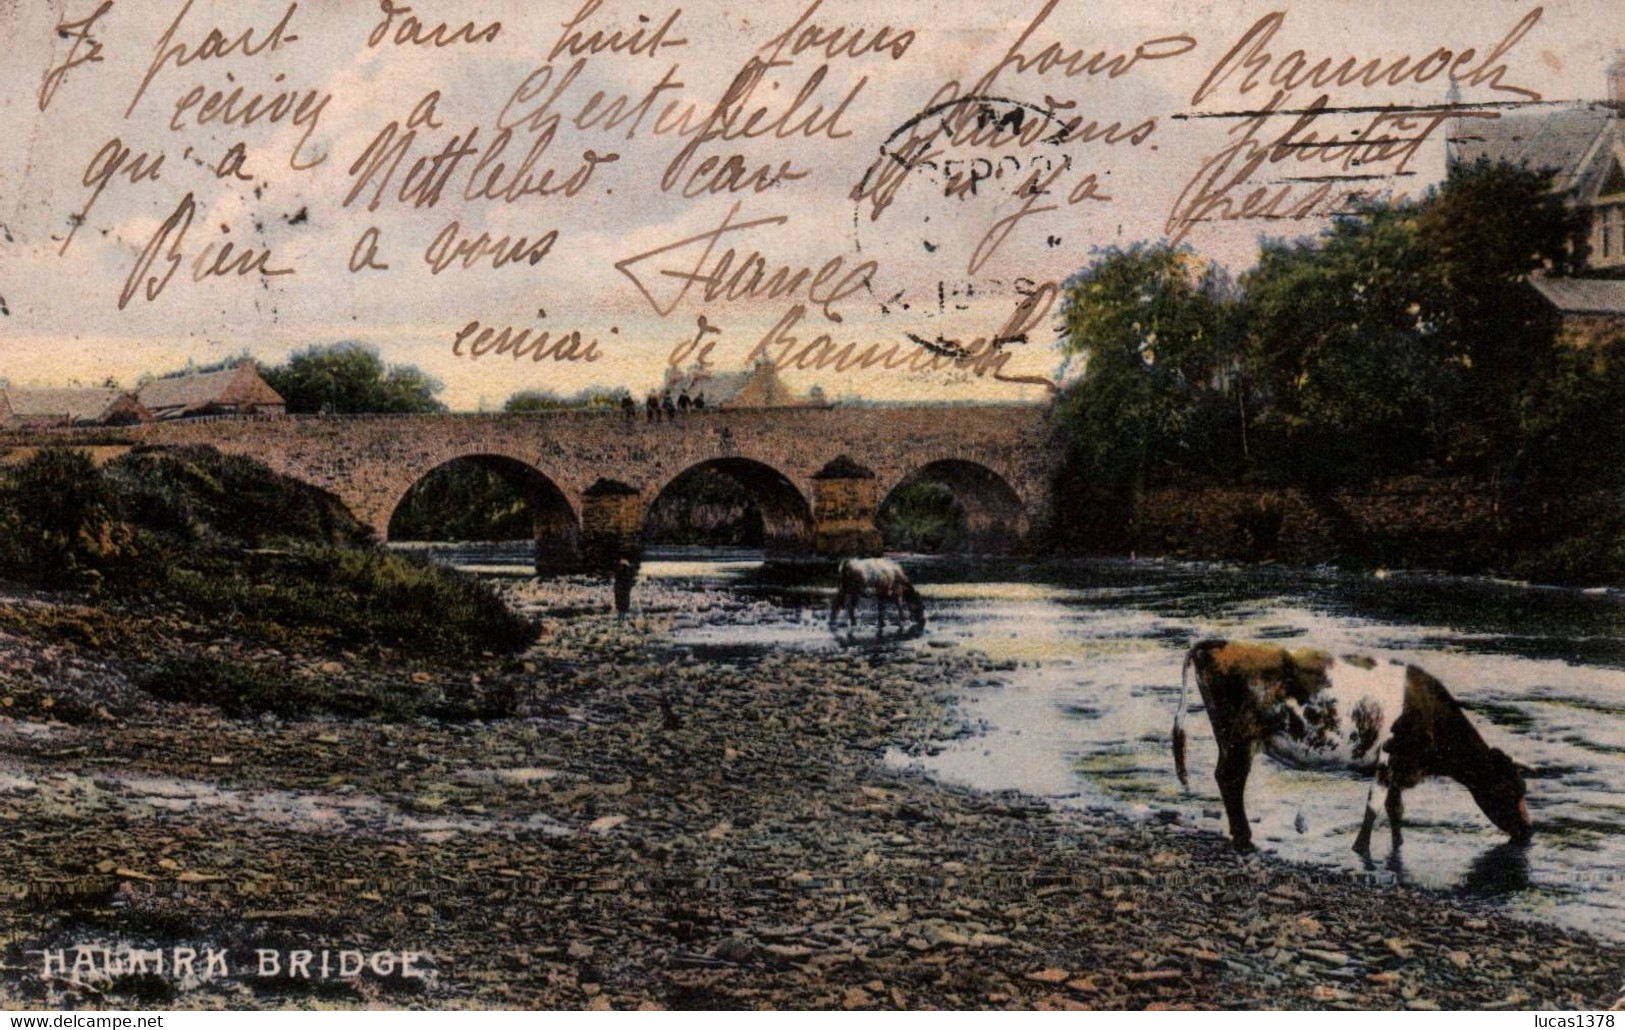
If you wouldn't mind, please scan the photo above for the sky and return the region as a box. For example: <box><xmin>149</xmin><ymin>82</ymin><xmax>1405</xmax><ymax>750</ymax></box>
<box><xmin>0</xmin><ymin>0</ymin><xmax>1616</xmax><ymax>409</ymax></box>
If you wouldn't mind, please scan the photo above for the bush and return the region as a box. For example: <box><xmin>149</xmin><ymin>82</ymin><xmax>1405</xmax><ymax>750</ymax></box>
<box><xmin>643</xmin><ymin>466</ymin><xmax>766</xmax><ymax>547</ymax></box>
<box><xmin>106</xmin><ymin>446</ymin><xmax>371</xmax><ymax>548</ymax></box>
<box><xmin>139</xmin><ymin>656</ymin><xmax>307</xmax><ymax>717</ymax></box>
<box><xmin>138</xmin><ymin>655</ymin><xmax>420</xmax><ymax>719</ymax></box>
<box><xmin>0</xmin><ymin>445</ymin><xmax>537</xmax><ymax>655</ymax></box>
<box><xmin>878</xmin><ymin>481</ymin><xmax>966</xmax><ymax>553</ymax></box>
<box><xmin>389</xmin><ymin>461</ymin><xmax>531</xmax><ymax>542</ymax></box>
<box><xmin>153</xmin><ymin>546</ymin><xmax>537</xmax><ymax>655</ymax></box>
<box><xmin>1509</xmin><ymin>511</ymin><xmax>1625</xmax><ymax>587</ymax></box>
<box><xmin>0</xmin><ymin>448</ymin><xmax>126</xmax><ymax>582</ymax></box>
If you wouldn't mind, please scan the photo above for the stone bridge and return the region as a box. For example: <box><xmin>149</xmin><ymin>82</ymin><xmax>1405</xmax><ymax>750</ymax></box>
<box><xmin>122</xmin><ymin>404</ymin><xmax>1060</xmax><ymax>569</ymax></box>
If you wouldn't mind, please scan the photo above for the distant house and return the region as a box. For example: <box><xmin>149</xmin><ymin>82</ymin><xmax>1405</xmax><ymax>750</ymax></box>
<box><xmin>137</xmin><ymin>361</ymin><xmax>285</xmax><ymax>420</ymax></box>
<box><xmin>0</xmin><ymin>386</ymin><xmax>150</xmax><ymax>428</ymax></box>
<box><xmin>1449</xmin><ymin>56</ymin><xmax>1625</xmax><ymax>273</ymax></box>
<box><xmin>663</xmin><ymin>358</ymin><xmax>826</xmax><ymax>409</ymax></box>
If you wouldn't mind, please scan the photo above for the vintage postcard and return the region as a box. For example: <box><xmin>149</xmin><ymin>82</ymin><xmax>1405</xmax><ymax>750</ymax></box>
<box><xmin>1</xmin><ymin>0</ymin><xmax>1623</xmax><ymax>1016</ymax></box>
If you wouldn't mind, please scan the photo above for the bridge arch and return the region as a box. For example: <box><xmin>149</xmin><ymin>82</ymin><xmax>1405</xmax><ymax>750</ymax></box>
<box><xmin>114</xmin><ymin>404</ymin><xmax>1057</xmax><ymax>564</ymax></box>
<box><xmin>880</xmin><ymin>458</ymin><xmax>1028</xmax><ymax>554</ymax></box>
<box><xmin>645</xmin><ymin>457</ymin><xmax>814</xmax><ymax>557</ymax></box>
<box><xmin>384</xmin><ymin>453</ymin><xmax>581</xmax><ymax>571</ymax></box>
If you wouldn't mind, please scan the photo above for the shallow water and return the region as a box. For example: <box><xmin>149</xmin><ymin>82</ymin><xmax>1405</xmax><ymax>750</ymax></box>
<box><xmin>421</xmin><ymin>542</ymin><xmax>1625</xmax><ymax>941</ymax></box>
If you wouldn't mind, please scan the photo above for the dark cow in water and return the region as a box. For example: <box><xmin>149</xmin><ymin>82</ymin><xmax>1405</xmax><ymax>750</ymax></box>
<box><xmin>1171</xmin><ymin>640</ymin><xmax>1532</xmax><ymax>852</ymax></box>
<box><xmin>830</xmin><ymin>558</ymin><xmax>925</xmax><ymax>631</ymax></box>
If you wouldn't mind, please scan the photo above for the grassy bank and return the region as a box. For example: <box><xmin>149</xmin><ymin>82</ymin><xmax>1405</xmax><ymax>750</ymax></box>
<box><xmin>0</xmin><ymin>446</ymin><xmax>537</xmax><ymax>719</ymax></box>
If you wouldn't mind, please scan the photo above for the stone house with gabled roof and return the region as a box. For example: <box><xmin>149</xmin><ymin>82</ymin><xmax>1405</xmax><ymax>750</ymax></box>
<box><xmin>136</xmin><ymin>361</ymin><xmax>285</xmax><ymax>421</ymax></box>
<box><xmin>1449</xmin><ymin>56</ymin><xmax>1625</xmax><ymax>273</ymax></box>
<box><xmin>663</xmin><ymin>357</ymin><xmax>825</xmax><ymax>409</ymax></box>
<box><xmin>0</xmin><ymin>386</ymin><xmax>150</xmax><ymax>427</ymax></box>
<box><xmin>1448</xmin><ymin>56</ymin><xmax>1625</xmax><ymax>344</ymax></box>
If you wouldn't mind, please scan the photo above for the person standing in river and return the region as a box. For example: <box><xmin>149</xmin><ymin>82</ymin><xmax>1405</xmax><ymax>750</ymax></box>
<box><xmin>662</xmin><ymin>392</ymin><xmax>677</xmax><ymax>422</ymax></box>
<box><xmin>620</xmin><ymin>394</ymin><xmax>636</xmax><ymax>422</ymax></box>
<box><xmin>613</xmin><ymin>559</ymin><xmax>636</xmax><ymax>623</ymax></box>
<box><xmin>678</xmin><ymin>389</ymin><xmax>691</xmax><ymax>416</ymax></box>
<box><xmin>645</xmin><ymin>393</ymin><xmax>659</xmax><ymax>423</ymax></box>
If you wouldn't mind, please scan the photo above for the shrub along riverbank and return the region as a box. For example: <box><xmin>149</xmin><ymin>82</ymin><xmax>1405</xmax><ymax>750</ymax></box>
<box><xmin>1050</xmin><ymin>471</ymin><xmax>1625</xmax><ymax>587</ymax></box>
<box><xmin>0</xmin><ymin>446</ymin><xmax>537</xmax><ymax>718</ymax></box>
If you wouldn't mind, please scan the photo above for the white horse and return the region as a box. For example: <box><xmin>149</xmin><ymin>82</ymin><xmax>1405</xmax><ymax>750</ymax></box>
<box><xmin>830</xmin><ymin>558</ymin><xmax>925</xmax><ymax>630</ymax></box>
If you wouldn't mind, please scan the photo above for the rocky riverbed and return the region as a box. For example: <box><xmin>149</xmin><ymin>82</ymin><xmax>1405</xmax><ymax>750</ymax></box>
<box><xmin>0</xmin><ymin>575</ymin><xmax>1622</xmax><ymax>1010</ymax></box>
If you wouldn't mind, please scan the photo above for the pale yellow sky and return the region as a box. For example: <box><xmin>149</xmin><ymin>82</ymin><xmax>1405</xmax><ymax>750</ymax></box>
<box><xmin>0</xmin><ymin>0</ymin><xmax>1615</xmax><ymax>408</ymax></box>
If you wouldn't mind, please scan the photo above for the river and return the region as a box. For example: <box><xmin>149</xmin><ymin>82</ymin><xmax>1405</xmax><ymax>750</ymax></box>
<box><xmin>403</xmin><ymin>542</ymin><xmax>1625</xmax><ymax>942</ymax></box>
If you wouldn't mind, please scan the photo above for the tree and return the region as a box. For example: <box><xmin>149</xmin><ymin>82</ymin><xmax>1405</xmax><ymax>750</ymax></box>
<box><xmin>1235</xmin><ymin>162</ymin><xmax>1586</xmax><ymax>483</ymax></box>
<box><xmin>1057</xmin><ymin>244</ymin><xmax>1240</xmax><ymax>489</ymax></box>
<box><xmin>1513</xmin><ymin>343</ymin><xmax>1625</xmax><ymax>490</ymax></box>
<box><xmin>1053</xmin><ymin>244</ymin><xmax>1240</xmax><ymax>549</ymax></box>
<box><xmin>1240</xmin><ymin>205</ymin><xmax>1449</xmax><ymax>485</ymax></box>
<box><xmin>389</xmin><ymin>462</ymin><xmax>532</xmax><ymax>542</ymax></box>
<box><xmin>503</xmin><ymin>390</ymin><xmax>571</xmax><ymax>413</ymax></box>
<box><xmin>1048</xmin><ymin>158</ymin><xmax>1612</xmax><ymax>572</ymax></box>
<box><xmin>503</xmin><ymin>386</ymin><xmax>630</xmax><ymax>413</ymax></box>
<box><xmin>262</xmin><ymin>343</ymin><xmax>446</xmax><ymax>414</ymax></box>
<box><xmin>1417</xmin><ymin>159</ymin><xmax>1589</xmax><ymax>457</ymax></box>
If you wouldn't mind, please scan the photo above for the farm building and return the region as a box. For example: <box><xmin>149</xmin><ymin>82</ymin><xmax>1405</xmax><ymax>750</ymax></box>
<box><xmin>136</xmin><ymin>362</ymin><xmax>285</xmax><ymax>420</ymax></box>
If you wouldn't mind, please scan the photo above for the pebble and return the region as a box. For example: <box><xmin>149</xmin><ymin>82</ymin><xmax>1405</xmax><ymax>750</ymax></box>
<box><xmin>3</xmin><ymin>574</ymin><xmax>1622</xmax><ymax>1010</ymax></box>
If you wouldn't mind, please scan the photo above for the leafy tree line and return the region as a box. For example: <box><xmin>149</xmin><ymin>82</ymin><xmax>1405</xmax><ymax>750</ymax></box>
<box><xmin>1057</xmin><ymin>160</ymin><xmax>1621</xmax><ymax>490</ymax></box>
<box><xmin>143</xmin><ymin>342</ymin><xmax>627</xmax><ymax>416</ymax></box>
<box><xmin>262</xmin><ymin>343</ymin><xmax>446</xmax><ymax>414</ymax></box>
<box><xmin>502</xmin><ymin>386</ymin><xmax>630</xmax><ymax>413</ymax></box>
<box><xmin>1053</xmin><ymin>160</ymin><xmax>1625</xmax><ymax>577</ymax></box>
<box><xmin>139</xmin><ymin>343</ymin><xmax>446</xmax><ymax>414</ymax></box>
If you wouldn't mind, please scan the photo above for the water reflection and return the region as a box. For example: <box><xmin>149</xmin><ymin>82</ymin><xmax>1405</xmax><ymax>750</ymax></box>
<box><xmin>1459</xmin><ymin>841</ymin><xmax>1534</xmax><ymax>898</ymax></box>
<box><xmin>831</xmin><ymin>622</ymin><xmax>929</xmax><ymax>647</ymax></box>
<box><xmin>411</xmin><ymin>542</ymin><xmax>1625</xmax><ymax>940</ymax></box>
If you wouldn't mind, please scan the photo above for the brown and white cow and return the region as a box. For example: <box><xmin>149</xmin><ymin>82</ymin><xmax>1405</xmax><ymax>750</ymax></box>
<box><xmin>1171</xmin><ymin>640</ymin><xmax>1532</xmax><ymax>852</ymax></box>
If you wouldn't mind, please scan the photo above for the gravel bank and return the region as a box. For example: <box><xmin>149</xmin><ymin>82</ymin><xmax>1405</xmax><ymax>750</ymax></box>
<box><xmin>0</xmin><ymin>576</ymin><xmax>1621</xmax><ymax>1010</ymax></box>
